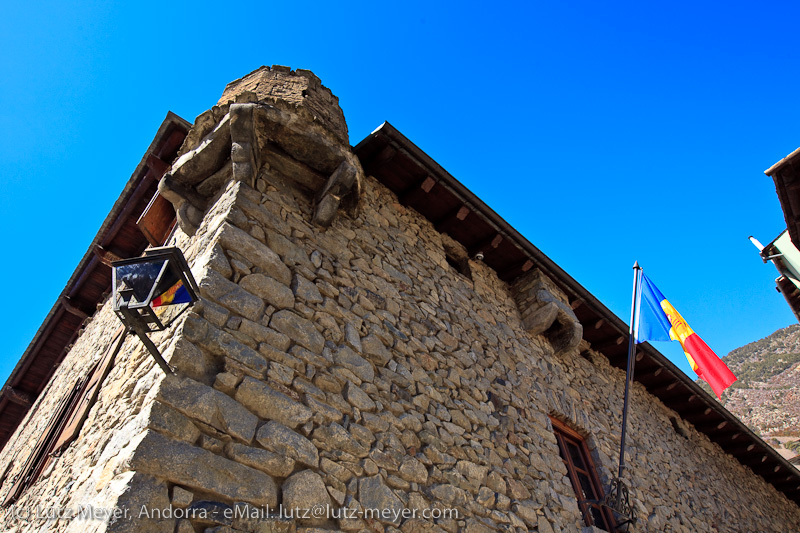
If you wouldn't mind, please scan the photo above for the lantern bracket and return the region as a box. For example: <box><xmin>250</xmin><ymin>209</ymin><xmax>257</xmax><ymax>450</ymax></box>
<box><xmin>111</xmin><ymin>247</ymin><xmax>200</xmax><ymax>374</ymax></box>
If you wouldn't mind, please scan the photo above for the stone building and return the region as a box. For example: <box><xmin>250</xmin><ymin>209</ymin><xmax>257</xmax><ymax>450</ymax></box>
<box><xmin>0</xmin><ymin>66</ymin><xmax>799</xmax><ymax>533</ymax></box>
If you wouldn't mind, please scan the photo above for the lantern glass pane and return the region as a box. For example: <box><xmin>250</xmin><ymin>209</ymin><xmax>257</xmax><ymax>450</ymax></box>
<box><xmin>152</xmin><ymin>280</ymin><xmax>192</xmax><ymax>308</ymax></box>
<box><xmin>151</xmin><ymin>263</ymin><xmax>183</xmax><ymax>303</ymax></box>
<box><xmin>115</xmin><ymin>260</ymin><xmax>167</xmax><ymax>303</ymax></box>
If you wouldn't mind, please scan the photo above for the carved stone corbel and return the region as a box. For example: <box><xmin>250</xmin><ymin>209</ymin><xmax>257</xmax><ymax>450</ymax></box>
<box><xmin>513</xmin><ymin>269</ymin><xmax>583</xmax><ymax>355</ymax></box>
<box><xmin>230</xmin><ymin>103</ymin><xmax>260</xmax><ymax>189</ymax></box>
<box><xmin>170</xmin><ymin>113</ymin><xmax>231</xmax><ymax>187</ymax></box>
<box><xmin>312</xmin><ymin>158</ymin><xmax>363</xmax><ymax>227</ymax></box>
<box><xmin>158</xmin><ymin>174</ymin><xmax>207</xmax><ymax>236</ymax></box>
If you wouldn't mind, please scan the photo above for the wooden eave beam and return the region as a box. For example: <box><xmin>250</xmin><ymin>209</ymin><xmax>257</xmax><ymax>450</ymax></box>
<box><xmin>681</xmin><ymin>406</ymin><xmax>714</xmax><ymax>420</ymax></box>
<box><xmin>94</xmin><ymin>245</ymin><xmax>124</xmax><ymax>267</ymax></box>
<box><xmin>399</xmin><ymin>175</ymin><xmax>437</xmax><ymax>206</ymax></box>
<box><xmin>499</xmin><ymin>259</ymin><xmax>535</xmax><ymax>280</ymax></box>
<box><xmin>60</xmin><ymin>296</ymin><xmax>90</xmax><ymax>320</ymax></box>
<box><xmin>3</xmin><ymin>387</ymin><xmax>33</xmax><ymax>407</ymax></box>
<box><xmin>632</xmin><ymin>362</ymin><xmax>666</xmax><ymax>380</ymax></box>
<box><xmin>155</xmin><ymin>128</ymin><xmax>187</xmax><ymax>160</ymax></box>
<box><xmin>146</xmin><ymin>153</ymin><xmax>170</xmax><ymax>177</ymax></box>
<box><xmin>100</xmin><ymin>166</ymin><xmax>163</xmax><ymax>250</ymax></box>
<box><xmin>693</xmin><ymin>420</ymin><xmax>730</xmax><ymax>434</ymax></box>
<box><xmin>467</xmin><ymin>233</ymin><xmax>504</xmax><ymax>259</ymax></box>
<box><xmin>590</xmin><ymin>335</ymin><xmax>625</xmax><ymax>354</ymax></box>
<box><xmin>772</xmin><ymin>478</ymin><xmax>800</xmax><ymax>490</ymax></box>
<box><xmin>435</xmin><ymin>204</ymin><xmax>471</xmax><ymax>235</ymax></box>
<box><xmin>741</xmin><ymin>453</ymin><xmax>770</xmax><ymax>466</ymax></box>
<box><xmin>364</xmin><ymin>144</ymin><xmax>397</xmax><ymax>174</ymax></box>
<box><xmin>5</xmin><ymin>306</ymin><xmax>68</xmax><ymax>390</ymax></box>
<box><xmin>675</xmin><ymin>406</ymin><xmax>714</xmax><ymax>422</ymax></box>
<box><xmin>650</xmin><ymin>380</ymin><xmax>683</xmax><ymax>398</ymax></box>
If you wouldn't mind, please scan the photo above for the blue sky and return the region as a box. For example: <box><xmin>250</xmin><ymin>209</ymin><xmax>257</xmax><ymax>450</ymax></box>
<box><xmin>1</xmin><ymin>1</ymin><xmax>798</xmax><ymax>386</ymax></box>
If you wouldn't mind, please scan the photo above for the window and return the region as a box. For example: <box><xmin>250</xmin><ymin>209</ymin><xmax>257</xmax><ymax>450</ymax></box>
<box><xmin>2</xmin><ymin>327</ymin><xmax>126</xmax><ymax>506</ymax></box>
<box><xmin>551</xmin><ymin>418</ymin><xmax>615</xmax><ymax>531</ymax></box>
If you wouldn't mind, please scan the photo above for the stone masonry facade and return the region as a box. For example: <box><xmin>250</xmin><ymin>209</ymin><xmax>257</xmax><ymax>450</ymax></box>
<box><xmin>1</xmin><ymin>66</ymin><xmax>800</xmax><ymax>533</ymax></box>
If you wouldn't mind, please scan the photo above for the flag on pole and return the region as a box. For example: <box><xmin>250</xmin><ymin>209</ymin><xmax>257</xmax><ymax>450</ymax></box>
<box><xmin>635</xmin><ymin>272</ymin><xmax>737</xmax><ymax>398</ymax></box>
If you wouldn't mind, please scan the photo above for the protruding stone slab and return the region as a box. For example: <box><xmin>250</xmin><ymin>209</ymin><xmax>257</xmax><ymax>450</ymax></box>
<box><xmin>236</xmin><ymin>377</ymin><xmax>312</xmax><ymax>428</ymax></box>
<box><xmin>199</xmin><ymin>268</ymin><xmax>265</xmax><ymax>322</ymax></box>
<box><xmin>256</xmin><ymin>420</ymin><xmax>319</xmax><ymax>468</ymax></box>
<box><xmin>343</xmin><ymin>381</ymin><xmax>377</xmax><ymax>412</ymax></box>
<box><xmin>158</xmin><ymin>375</ymin><xmax>258</xmax><ymax>442</ymax></box>
<box><xmin>270</xmin><ymin>310</ymin><xmax>325</xmax><ymax>353</ymax></box>
<box><xmin>131</xmin><ymin>431</ymin><xmax>278</xmax><ymax>508</ymax></box>
<box><xmin>399</xmin><ymin>457</ymin><xmax>429</xmax><ymax>484</ymax></box>
<box><xmin>218</xmin><ymin>223</ymin><xmax>292</xmax><ymax>285</ymax></box>
<box><xmin>201</xmin><ymin>324</ymin><xmax>268</xmax><ymax>375</ymax></box>
<box><xmin>240</xmin><ymin>273</ymin><xmax>295</xmax><ymax>309</ymax></box>
<box><xmin>312</xmin><ymin>422</ymin><xmax>368</xmax><ymax>458</ymax></box>
<box><xmin>225</xmin><ymin>442</ymin><xmax>295</xmax><ymax>478</ymax></box>
<box><xmin>333</xmin><ymin>345</ymin><xmax>374</xmax><ymax>382</ymax></box>
<box><xmin>361</xmin><ymin>334</ymin><xmax>391</xmax><ymax>366</ymax></box>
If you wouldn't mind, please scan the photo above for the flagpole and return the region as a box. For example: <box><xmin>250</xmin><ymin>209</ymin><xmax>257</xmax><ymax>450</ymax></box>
<box><xmin>618</xmin><ymin>261</ymin><xmax>642</xmax><ymax>479</ymax></box>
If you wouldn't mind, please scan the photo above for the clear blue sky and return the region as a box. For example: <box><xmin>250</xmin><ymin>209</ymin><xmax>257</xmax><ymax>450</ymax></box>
<box><xmin>1</xmin><ymin>1</ymin><xmax>798</xmax><ymax>386</ymax></box>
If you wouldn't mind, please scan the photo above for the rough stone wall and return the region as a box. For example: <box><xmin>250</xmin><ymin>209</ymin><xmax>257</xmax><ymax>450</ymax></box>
<box><xmin>132</xmin><ymin>167</ymin><xmax>800</xmax><ymax>532</ymax></box>
<box><xmin>2</xmin><ymin>67</ymin><xmax>800</xmax><ymax>533</ymax></box>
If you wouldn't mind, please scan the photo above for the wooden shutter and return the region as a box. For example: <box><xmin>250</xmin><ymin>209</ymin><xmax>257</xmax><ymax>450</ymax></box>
<box><xmin>1</xmin><ymin>326</ymin><xmax>127</xmax><ymax>506</ymax></box>
<box><xmin>137</xmin><ymin>192</ymin><xmax>177</xmax><ymax>247</ymax></box>
<box><xmin>51</xmin><ymin>326</ymin><xmax>127</xmax><ymax>455</ymax></box>
<box><xmin>2</xmin><ymin>384</ymin><xmax>79</xmax><ymax>506</ymax></box>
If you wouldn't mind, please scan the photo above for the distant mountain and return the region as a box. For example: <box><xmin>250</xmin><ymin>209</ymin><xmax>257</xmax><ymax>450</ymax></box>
<box><xmin>712</xmin><ymin>324</ymin><xmax>800</xmax><ymax>460</ymax></box>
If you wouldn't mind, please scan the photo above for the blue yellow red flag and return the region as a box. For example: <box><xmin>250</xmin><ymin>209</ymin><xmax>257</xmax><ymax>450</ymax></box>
<box><xmin>635</xmin><ymin>273</ymin><xmax>736</xmax><ymax>398</ymax></box>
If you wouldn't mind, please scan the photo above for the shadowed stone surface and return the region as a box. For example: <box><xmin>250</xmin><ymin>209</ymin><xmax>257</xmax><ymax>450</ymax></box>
<box><xmin>131</xmin><ymin>431</ymin><xmax>277</xmax><ymax>508</ymax></box>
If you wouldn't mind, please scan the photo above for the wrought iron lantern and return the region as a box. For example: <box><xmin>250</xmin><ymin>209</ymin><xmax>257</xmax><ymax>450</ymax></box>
<box><xmin>111</xmin><ymin>246</ymin><xmax>199</xmax><ymax>374</ymax></box>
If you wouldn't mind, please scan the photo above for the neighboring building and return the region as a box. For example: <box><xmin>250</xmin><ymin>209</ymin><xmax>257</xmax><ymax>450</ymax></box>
<box><xmin>750</xmin><ymin>150</ymin><xmax>800</xmax><ymax>321</ymax></box>
<box><xmin>0</xmin><ymin>66</ymin><xmax>799</xmax><ymax>533</ymax></box>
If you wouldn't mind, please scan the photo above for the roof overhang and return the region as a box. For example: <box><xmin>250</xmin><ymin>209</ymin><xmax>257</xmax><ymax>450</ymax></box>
<box><xmin>356</xmin><ymin>121</ymin><xmax>800</xmax><ymax>506</ymax></box>
<box><xmin>0</xmin><ymin>112</ymin><xmax>191</xmax><ymax>451</ymax></box>
<box><xmin>766</xmin><ymin>148</ymin><xmax>800</xmax><ymax>249</ymax></box>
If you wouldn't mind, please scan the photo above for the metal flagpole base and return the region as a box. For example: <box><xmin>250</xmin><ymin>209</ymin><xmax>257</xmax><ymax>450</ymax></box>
<box><xmin>582</xmin><ymin>477</ymin><xmax>637</xmax><ymax>531</ymax></box>
<box><xmin>602</xmin><ymin>477</ymin><xmax>636</xmax><ymax>531</ymax></box>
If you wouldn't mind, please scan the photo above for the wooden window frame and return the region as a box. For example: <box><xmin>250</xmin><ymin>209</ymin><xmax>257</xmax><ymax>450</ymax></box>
<box><xmin>550</xmin><ymin>417</ymin><xmax>616</xmax><ymax>531</ymax></box>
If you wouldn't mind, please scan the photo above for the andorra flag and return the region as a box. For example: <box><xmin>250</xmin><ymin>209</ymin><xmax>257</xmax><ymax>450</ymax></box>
<box><xmin>635</xmin><ymin>273</ymin><xmax>736</xmax><ymax>398</ymax></box>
